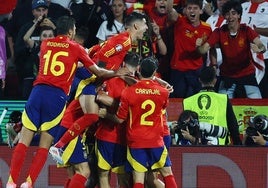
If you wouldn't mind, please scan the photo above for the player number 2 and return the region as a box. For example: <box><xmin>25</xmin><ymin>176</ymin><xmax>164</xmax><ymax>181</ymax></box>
<box><xmin>140</xmin><ymin>99</ymin><xmax>155</xmax><ymax>126</ymax></box>
<box><xmin>43</xmin><ymin>50</ymin><xmax>68</xmax><ymax>76</ymax></box>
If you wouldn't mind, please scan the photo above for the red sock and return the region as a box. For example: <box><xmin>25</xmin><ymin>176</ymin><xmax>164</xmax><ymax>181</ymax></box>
<box><xmin>8</xmin><ymin>143</ymin><xmax>28</xmax><ymax>183</ymax></box>
<box><xmin>68</xmin><ymin>174</ymin><xmax>87</xmax><ymax>188</ymax></box>
<box><xmin>25</xmin><ymin>148</ymin><xmax>48</xmax><ymax>184</ymax></box>
<box><xmin>164</xmin><ymin>175</ymin><xmax>177</xmax><ymax>188</ymax></box>
<box><xmin>133</xmin><ymin>183</ymin><xmax>144</xmax><ymax>188</ymax></box>
<box><xmin>56</xmin><ymin>114</ymin><xmax>99</xmax><ymax>148</ymax></box>
<box><xmin>64</xmin><ymin>178</ymin><xmax>71</xmax><ymax>188</ymax></box>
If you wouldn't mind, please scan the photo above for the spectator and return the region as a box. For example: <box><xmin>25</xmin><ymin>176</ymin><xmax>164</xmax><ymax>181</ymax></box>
<box><xmin>70</xmin><ymin>0</ymin><xmax>112</xmax><ymax>48</ymax></box>
<box><xmin>6</xmin><ymin>15</ymin><xmax>125</xmax><ymax>188</ymax></box>
<box><xmin>22</xmin><ymin>17</ymin><xmax>56</xmax><ymax>87</ymax></box>
<box><xmin>196</xmin><ymin>0</ymin><xmax>266</xmax><ymax>99</ymax></box>
<box><xmin>145</xmin><ymin>0</ymin><xmax>174</xmax><ymax>82</ymax></box>
<box><xmin>47</xmin><ymin>0</ymin><xmax>72</xmax><ymax>21</ymax></box>
<box><xmin>0</xmin><ymin>25</ymin><xmax>7</xmax><ymax>99</ymax></box>
<box><xmin>13</xmin><ymin>0</ymin><xmax>49</xmax><ymax>99</ymax></box>
<box><xmin>183</xmin><ymin>66</ymin><xmax>242</xmax><ymax>145</ymax></box>
<box><xmin>166</xmin><ymin>0</ymin><xmax>213</xmax><ymax>98</ymax></box>
<box><xmin>205</xmin><ymin>0</ymin><xmax>228</xmax><ymax>69</ymax></box>
<box><xmin>201</xmin><ymin>0</ymin><xmax>217</xmax><ymax>21</ymax></box>
<box><xmin>5</xmin><ymin>0</ymin><xmax>33</xmax><ymax>63</ymax></box>
<box><xmin>96</xmin><ymin>0</ymin><xmax>127</xmax><ymax>43</ymax></box>
<box><xmin>99</xmin><ymin>57</ymin><xmax>178</xmax><ymax>188</ymax></box>
<box><xmin>241</xmin><ymin>0</ymin><xmax>268</xmax><ymax>98</ymax></box>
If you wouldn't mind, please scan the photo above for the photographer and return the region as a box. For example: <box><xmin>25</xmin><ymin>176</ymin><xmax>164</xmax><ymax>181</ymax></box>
<box><xmin>171</xmin><ymin>110</ymin><xmax>230</xmax><ymax>145</ymax></box>
<box><xmin>183</xmin><ymin>66</ymin><xmax>242</xmax><ymax>145</ymax></box>
<box><xmin>170</xmin><ymin>110</ymin><xmax>202</xmax><ymax>145</ymax></box>
<box><xmin>5</xmin><ymin>111</ymin><xmax>23</xmax><ymax>148</ymax></box>
<box><xmin>244</xmin><ymin>114</ymin><xmax>268</xmax><ymax>146</ymax></box>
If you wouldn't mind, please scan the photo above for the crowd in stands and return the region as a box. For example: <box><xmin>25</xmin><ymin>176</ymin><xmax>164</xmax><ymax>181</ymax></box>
<box><xmin>0</xmin><ymin>0</ymin><xmax>267</xmax><ymax>100</ymax></box>
<box><xmin>1</xmin><ymin>1</ymin><xmax>268</xmax><ymax>187</ymax></box>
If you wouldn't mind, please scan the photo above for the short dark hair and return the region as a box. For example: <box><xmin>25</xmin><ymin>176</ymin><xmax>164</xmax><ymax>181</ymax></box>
<box><xmin>124</xmin><ymin>12</ymin><xmax>145</xmax><ymax>28</ymax></box>
<box><xmin>124</xmin><ymin>52</ymin><xmax>140</xmax><ymax>68</ymax></box>
<box><xmin>199</xmin><ymin>66</ymin><xmax>216</xmax><ymax>85</ymax></box>
<box><xmin>75</xmin><ymin>26</ymin><xmax>89</xmax><ymax>42</ymax></box>
<box><xmin>139</xmin><ymin>57</ymin><xmax>158</xmax><ymax>78</ymax></box>
<box><xmin>56</xmin><ymin>16</ymin><xmax>76</xmax><ymax>35</ymax></box>
<box><xmin>222</xmin><ymin>0</ymin><xmax>242</xmax><ymax>16</ymax></box>
<box><xmin>178</xmin><ymin>110</ymin><xmax>199</xmax><ymax>123</ymax></box>
<box><xmin>185</xmin><ymin>0</ymin><xmax>203</xmax><ymax>9</ymax></box>
<box><xmin>40</xmin><ymin>26</ymin><xmax>55</xmax><ymax>36</ymax></box>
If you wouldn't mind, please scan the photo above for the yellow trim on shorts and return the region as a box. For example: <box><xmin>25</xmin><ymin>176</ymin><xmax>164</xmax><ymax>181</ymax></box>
<box><xmin>95</xmin><ymin>141</ymin><xmax>112</xmax><ymax>170</ymax></box>
<box><xmin>112</xmin><ymin>165</ymin><xmax>125</xmax><ymax>174</ymax></box>
<box><xmin>22</xmin><ymin>105</ymin><xmax>66</xmax><ymax>131</ymax></box>
<box><xmin>75</xmin><ymin>75</ymin><xmax>97</xmax><ymax>99</ymax></box>
<box><xmin>127</xmin><ymin>147</ymin><xmax>147</xmax><ymax>172</ymax></box>
<box><xmin>62</xmin><ymin>137</ymin><xmax>78</xmax><ymax>165</ymax></box>
<box><xmin>151</xmin><ymin>146</ymin><xmax>168</xmax><ymax>170</ymax></box>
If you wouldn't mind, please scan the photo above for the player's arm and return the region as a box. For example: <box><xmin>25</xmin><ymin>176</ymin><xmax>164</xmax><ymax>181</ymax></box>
<box><xmin>88</xmin><ymin>64</ymin><xmax>130</xmax><ymax>79</ymax></box>
<box><xmin>153</xmin><ymin>76</ymin><xmax>173</xmax><ymax>93</ymax></box>
<box><xmin>95</xmin><ymin>91</ymin><xmax>119</xmax><ymax>109</ymax></box>
<box><xmin>99</xmin><ymin>108</ymin><xmax>124</xmax><ymax>124</ymax></box>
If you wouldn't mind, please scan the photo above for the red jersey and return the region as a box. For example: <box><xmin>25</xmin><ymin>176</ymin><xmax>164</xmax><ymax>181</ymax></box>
<box><xmin>92</xmin><ymin>32</ymin><xmax>132</xmax><ymax>70</ymax></box>
<box><xmin>116</xmin><ymin>79</ymin><xmax>169</xmax><ymax>148</ymax></box>
<box><xmin>171</xmin><ymin>16</ymin><xmax>212</xmax><ymax>71</ymax></box>
<box><xmin>35</xmin><ymin>35</ymin><xmax>95</xmax><ymax>94</ymax></box>
<box><xmin>162</xmin><ymin>110</ymin><xmax>170</xmax><ymax>136</ymax></box>
<box><xmin>146</xmin><ymin>7</ymin><xmax>169</xmax><ymax>34</ymax></box>
<box><xmin>95</xmin><ymin>77</ymin><xmax>128</xmax><ymax>144</ymax></box>
<box><xmin>207</xmin><ymin>24</ymin><xmax>258</xmax><ymax>78</ymax></box>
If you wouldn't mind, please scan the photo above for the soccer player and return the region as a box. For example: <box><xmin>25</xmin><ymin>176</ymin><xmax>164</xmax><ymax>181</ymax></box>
<box><xmin>95</xmin><ymin>52</ymin><xmax>140</xmax><ymax>188</ymax></box>
<box><xmin>49</xmin><ymin>12</ymin><xmax>148</xmax><ymax>162</ymax></box>
<box><xmin>100</xmin><ymin>57</ymin><xmax>177</xmax><ymax>188</ymax></box>
<box><xmin>6</xmin><ymin>16</ymin><xmax>126</xmax><ymax>188</ymax></box>
<box><xmin>90</xmin><ymin>11</ymin><xmax>148</xmax><ymax>70</ymax></box>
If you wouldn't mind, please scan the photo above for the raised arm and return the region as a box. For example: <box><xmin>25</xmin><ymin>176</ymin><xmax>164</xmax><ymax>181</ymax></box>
<box><xmin>166</xmin><ymin>0</ymin><xmax>179</xmax><ymax>22</ymax></box>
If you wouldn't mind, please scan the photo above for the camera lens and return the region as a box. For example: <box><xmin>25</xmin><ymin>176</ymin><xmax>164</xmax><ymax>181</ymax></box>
<box><xmin>246</xmin><ymin>127</ymin><xmax>258</xmax><ymax>136</ymax></box>
<box><xmin>253</xmin><ymin>115</ymin><xmax>268</xmax><ymax>131</ymax></box>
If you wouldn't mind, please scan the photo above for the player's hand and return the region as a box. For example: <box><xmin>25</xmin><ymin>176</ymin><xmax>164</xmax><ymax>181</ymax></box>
<box><xmin>98</xmin><ymin>108</ymin><xmax>107</xmax><ymax>118</ymax></box>
<box><xmin>166</xmin><ymin>84</ymin><xmax>174</xmax><ymax>93</ymax></box>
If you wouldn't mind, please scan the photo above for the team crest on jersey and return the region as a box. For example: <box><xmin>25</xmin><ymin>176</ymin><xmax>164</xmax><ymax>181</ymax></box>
<box><xmin>238</xmin><ymin>38</ymin><xmax>245</xmax><ymax>47</ymax></box>
<box><xmin>115</xmin><ymin>44</ymin><xmax>123</xmax><ymax>52</ymax></box>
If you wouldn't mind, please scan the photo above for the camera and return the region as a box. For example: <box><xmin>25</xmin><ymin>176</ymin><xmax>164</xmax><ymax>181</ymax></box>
<box><xmin>199</xmin><ymin>122</ymin><xmax>228</xmax><ymax>138</ymax></box>
<box><xmin>174</xmin><ymin>110</ymin><xmax>200</xmax><ymax>140</ymax></box>
<box><xmin>244</xmin><ymin>114</ymin><xmax>268</xmax><ymax>146</ymax></box>
<box><xmin>246</xmin><ymin>115</ymin><xmax>268</xmax><ymax>137</ymax></box>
